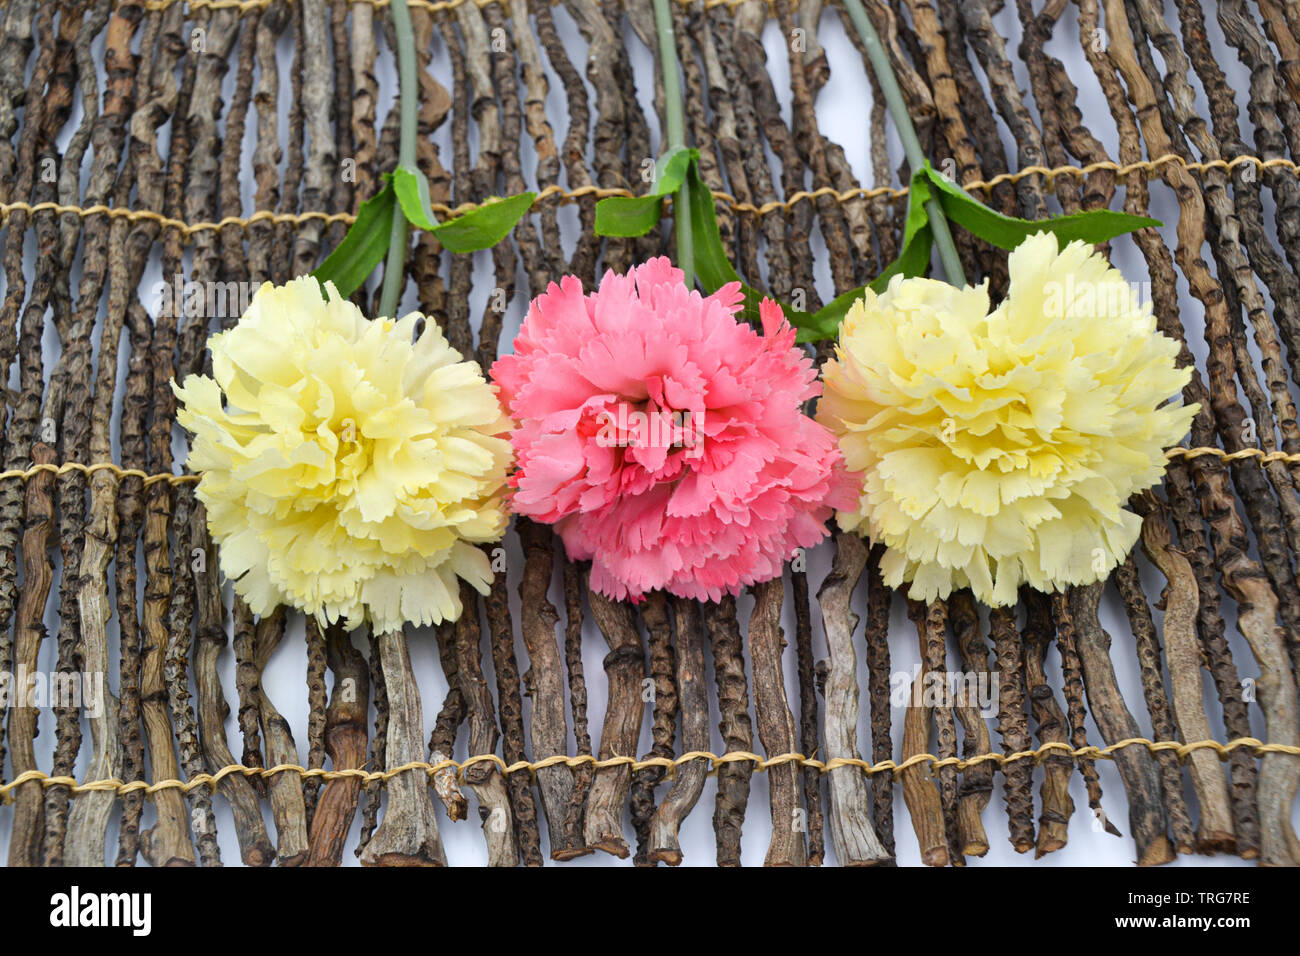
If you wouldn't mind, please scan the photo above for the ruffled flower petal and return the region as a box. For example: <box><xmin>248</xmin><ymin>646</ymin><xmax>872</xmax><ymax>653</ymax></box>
<box><xmin>174</xmin><ymin>276</ymin><xmax>513</xmax><ymax>633</ymax></box>
<box><xmin>818</xmin><ymin>233</ymin><xmax>1197</xmax><ymax>606</ymax></box>
<box><xmin>492</xmin><ymin>257</ymin><xmax>846</xmax><ymax>602</ymax></box>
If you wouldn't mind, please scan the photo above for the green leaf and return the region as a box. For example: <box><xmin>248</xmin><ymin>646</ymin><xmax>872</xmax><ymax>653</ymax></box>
<box><xmin>684</xmin><ymin>159</ymin><xmax>768</xmax><ymax>321</ymax></box>
<box><xmin>684</xmin><ymin>161</ymin><xmax>742</xmax><ymax>292</ymax></box>
<box><xmin>683</xmin><ymin>159</ymin><xmax>849</xmax><ymax>343</ymax></box>
<box><xmin>920</xmin><ymin>163</ymin><xmax>1160</xmax><ymax>249</ymax></box>
<box><xmin>801</xmin><ymin>287</ymin><xmax>869</xmax><ymax>343</ymax></box>
<box><xmin>392</xmin><ymin>163</ymin><xmax>438</xmax><ymax>230</ymax></box>
<box><xmin>428</xmin><ymin>191</ymin><xmax>536</xmax><ymax>253</ymax></box>
<box><xmin>652</xmin><ymin>144</ymin><xmax>695</xmax><ymax>191</ymax></box>
<box><xmin>311</xmin><ymin>181</ymin><xmax>397</xmax><ymax>298</ymax></box>
<box><xmin>595</xmin><ymin>147</ymin><xmax>697</xmax><ymax>237</ymax></box>
<box><xmin>869</xmin><ymin>170</ymin><xmax>934</xmax><ymax>292</ymax></box>
<box><xmin>394</xmin><ymin>162</ymin><xmax>536</xmax><ymax>250</ymax></box>
<box><xmin>594</xmin><ymin>195</ymin><xmax>668</xmax><ymax>237</ymax></box>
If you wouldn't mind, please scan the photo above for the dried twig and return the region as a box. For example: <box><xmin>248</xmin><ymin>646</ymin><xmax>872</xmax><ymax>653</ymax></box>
<box><xmin>946</xmin><ymin>590</ymin><xmax>992</xmax><ymax>858</ymax></box>
<box><xmin>428</xmin><ymin>619</ymin><xmax>468</xmax><ymax>822</ymax></box>
<box><xmin>1020</xmin><ymin>588</ymin><xmax>1074</xmax><ymax>857</ymax></box>
<box><xmin>902</xmin><ymin>600</ymin><xmax>951</xmax><ymax>867</ymax></box>
<box><xmin>306</xmin><ymin>624</ymin><xmax>370</xmax><ymax>867</ymax></box>
<box><xmin>1131</xmin><ymin>495</ymin><xmax>1235</xmax><ymax>853</ymax></box>
<box><xmin>64</xmin><ymin>0</ymin><xmax>135</xmax><ymax>868</ymax></box>
<box><xmin>817</xmin><ymin>533</ymin><xmax>890</xmax><ymax>865</ymax></box>
<box><xmin>252</xmin><ymin>610</ymin><xmax>309</xmax><ymax>866</ymax></box>
<box><xmin>863</xmin><ymin>549</ymin><xmax>896</xmax><ymax>859</ymax></box>
<box><xmin>707</xmin><ymin>593</ymin><xmax>753</xmax><ymax>866</ymax></box>
<box><xmin>561</xmin><ymin>560</ymin><xmax>594</xmax><ymax>850</ymax></box>
<box><xmin>197</xmin><ymin>563</ymin><xmax>273</xmax><ymax>867</ymax></box>
<box><xmin>519</xmin><ymin>518</ymin><xmax>586</xmax><ymax>860</ymax></box>
<box><xmin>360</xmin><ymin>628</ymin><xmax>448</xmax><ymax>867</ymax></box>
<box><xmin>790</xmin><ymin>567</ymin><xmax>826</xmax><ymax>866</ymax></box>
<box><xmin>584</xmin><ymin>590</ymin><xmax>646</xmax><ymax>858</ymax></box>
<box><xmin>648</xmin><ymin>598</ymin><xmax>711</xmax><ymax>865</ymax></box>
<box><xmin>631</xmin><ymin>591</ymin><xmax>678</xmax><ymax>866</ymax></box>
<box><xmin>1066</xmin><ymin>584</ymin><xmax>1175</xmax><ymax>865</ymax></box>
<box><xmin>750</xmin><ymin>578</ymin><xmax>807</xmax><ymax>867</ymax></box>
<box><xmin>989</xmin><ymin>605</ymin><xmax>1034</xmax><ymax>854</ymax></box>
<box><xmin>453</xmin><ymin>581</ymin><xmax>519</xmax><ymax>866</ymax></box>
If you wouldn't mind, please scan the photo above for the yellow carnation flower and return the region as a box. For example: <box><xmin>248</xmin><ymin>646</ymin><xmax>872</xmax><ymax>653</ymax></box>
<box><xmin>174</xmin><ymin>276</ymin><xmax>513</xmax><ymax>633</ymax></box>
<box><xmin>818</xmin><ymin>232</ymin><xmax>1198</xmax><ymax>606</ymax></box>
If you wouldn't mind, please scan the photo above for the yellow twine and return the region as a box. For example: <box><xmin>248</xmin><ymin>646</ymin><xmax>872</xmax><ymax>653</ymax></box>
<box><xmin>0</xmin><ymin>461</ymin><xmax>199</xmax><ymax>486</ymax></box>
<box><xmin>0</xmin><ymin>445</ymin><xmax>1291</xmax><ymax>488</ymax></box>
<box><xmin>2</xmin><ymin>737</ymin><xmax>1296</xmax><ymax>805</ymax></box>
<box><xmin>141</xmin><ymin>0</ymin><xmax>779</xmax><ymax>13</ymax></box>
<box><xmin>5</xmin><ymin>153</ymin><xmax>1297</xmax><ymax>235</ymax></box>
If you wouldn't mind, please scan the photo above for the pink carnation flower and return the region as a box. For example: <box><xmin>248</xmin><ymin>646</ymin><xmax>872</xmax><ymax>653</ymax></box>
<box><xmin>490</xmin><ymin>257</ymin><xmax>853</xmax><ymax>602</ymax></box>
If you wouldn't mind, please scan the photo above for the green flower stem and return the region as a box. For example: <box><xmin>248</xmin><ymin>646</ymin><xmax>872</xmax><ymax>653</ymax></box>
<box><xmin>653</xmin><ymin>0</ymin><xmax>693</xmax><ymax>286</ymax></box>
<box><xmin>378</xmin><ymin>0</ymin><xmax>419</xmax><ymax>319</ymax></box>
<box><xmin>841</xmin><ymin>0</ymin><xmax>966</xmax><ymax>287</ymax></box>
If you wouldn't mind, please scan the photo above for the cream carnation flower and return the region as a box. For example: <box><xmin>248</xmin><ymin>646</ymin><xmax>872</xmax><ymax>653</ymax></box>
<box><xmin>174</xmin><ymin>276</ymin><xmax>513</xmax><ymax>633</ymax></box>
<box><xmin>818</xmin><ymin>232</ymin><xmax>1197</xmax><ymax>606</ymax></box>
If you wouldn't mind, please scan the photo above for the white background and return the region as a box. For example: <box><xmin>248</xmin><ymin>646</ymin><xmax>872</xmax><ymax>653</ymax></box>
<box><xmin>1</xmin><ymin>0</ymin><xmax>1296</xmax><ymax>866</ymax></box>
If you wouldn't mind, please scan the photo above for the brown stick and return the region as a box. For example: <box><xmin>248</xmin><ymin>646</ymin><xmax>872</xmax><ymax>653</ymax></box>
<box><xmin>648</xmin><ymin>598</ymin><xmax>710</xmax><ymax>865</ymax></box>
<box><xmin>749</xmin><ymin>578</ymin><xmax>807</xmax><ymax>867</ymax></box>
<box><xmin>3</xmin><ymin>3</ymin><xmax>61</xmax><ymax>867</ymax></box>
<box><xmin>65</xmin><ymin>5</ymin><xmax>138</xmax><ymax>866</ymax></box>
<box><xmin>790</xmin><ymin>565</ymin><xmax>826</xmax><ymax>866</ymax></box>
<box><xmin>1019</xmin><ymin>589</ymin><xmax>1074</xmax><ymax>857</ymax></box>
<box><xmin>1051</xmin><ymin>585</ymin><xmax>1121</xmax><ymax>837</ymax></box>
<box><xmin>6</xmin><ymin>444</ymin><xmax>56</xmax><ymax>866</ymax></box>
<box><xmin>533</xmin><ymin>1</ymin><xmax>598</xmax><ymax>281</ymax></box>
<box><xmin>306</xmin><ymin>624</ymin><xmax>370</xmax><ymax>867</ymax></box>
<box><xmin>924</xmin><ymin>598</ymin><xmax>963</xmax><ymax>866</ymax></box>
<box><xmin>233</xmin><ymin>597</ymin><xmax>266</xmax><ymax>791</ymax></box>
<box><xmin>989</xmin><ymin>605</ymin><xmax>1034</xmax><ymax>853</ymax></box>
<box><xmin>817</xmin><ymin>533</ymin><xmax>890</xmax><ymax>865</ymax></box>
<box><xmin>428</xmin><ymin>619</ymin><xmax>468</xmax><ymax>822</ymax></box>
<box><xmin>518</xmin><ymin>518</ymin><xmax>586</xmax><ymax>859</ymax></box>
<box><xmin>482</xmin><ymin>544</ymin><xmax>543</xmax><ymax>867</ymax></box>
<box><xmin>0</xmin><ymin>12</ymin><xmax>45</xmax><ymax>805</ymax></box>
<box><xmin>304</xmin><ymin>618</ymin><xmax>328</xmax><ymax>828</ymax></box>
<box><xmin>453</xmin><ymin>581</ymin><xmax>519</xmax><ymax>866</ymax></box>
<box><xmin>247</xmin><ymin>2</ymin><xmax>287</xmax><ymax>283</ymax></box>
<box><xmin>252</xmin><ymin>610</ymin><xmax>309</xmax><ymax>867</ymax></box>
<box><xmin>139</xmin><ymin>477</ymin><xmax>195</xmax><ymax>868</ymax></box>
<box><xmin>561</xmin><ymin>560</ymin><xmax>594</xmax><ymax>850</ymax></box>
<box><xmin>947</xmin><ymin>590</ymin><xmax>992</xmax><ymax>858</ymax></box>
<box><xmin>584</xmin><ymin>590</ymin><xmax>646</xmax><ymax>858</ymax></box>
<box><xmin>165</xmin><ymin>484</ymin><xmax>220</xmax><ymax>867</ymax></box>
<box><xmin>195</xmin><ymin>580</ymin><xmax>273</xmax><ymax>868</ymax></box>
<box><xmin>290</xmin><ymin>0</ymin><xmax>335</xmax><ymax>278</ymax></box>
<box><xmin>707</xmin><ymin>593</ymin><xmax>753</xmax><ymax>866</ymax></box>
<box><xmin>42</xmin><ymin>3</ymin><xmax>97</xmax><ymax>868</ymax></box>
<box><xmin>1112</xmin><ymin>546</ymin><xmax>1198</xmax><ymax>858</ymax></box>
<box><xmin>1066</xmin><ymin>584</ymin><xmax>1176</xmax><ymax>865</ymax></box>
<box><xmin>631</xmin><ymin>591</ymin><xmax>677</xmax><ymax>866</ymax></box>
<box><xmin>113</xmin><ymin>301</ymin><xmax>149</xmax><ymax>867</ymax></box>
<box><xmin>959</xmin><ymin>0</ymin><xmax>1049</xmax><ymax>218</ymax></box>
<box><xmin>360</xmin><ymin>629</ymin><xmax>447</xmax><ymax>867</ymax></box>
<box><xmin>902</xmin><ymin>600</ymin><xmax>951</xmax><ymax>867</ymax></box>
<box><xmin>1132</xmin><ymin>495</ymin><xmax>1236</xmax><ymax>854</ymax></box>
<box><xmin>859</xmin><ymin>549</ymin><xmax>896</xmax><ymax>861</ymax></box>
